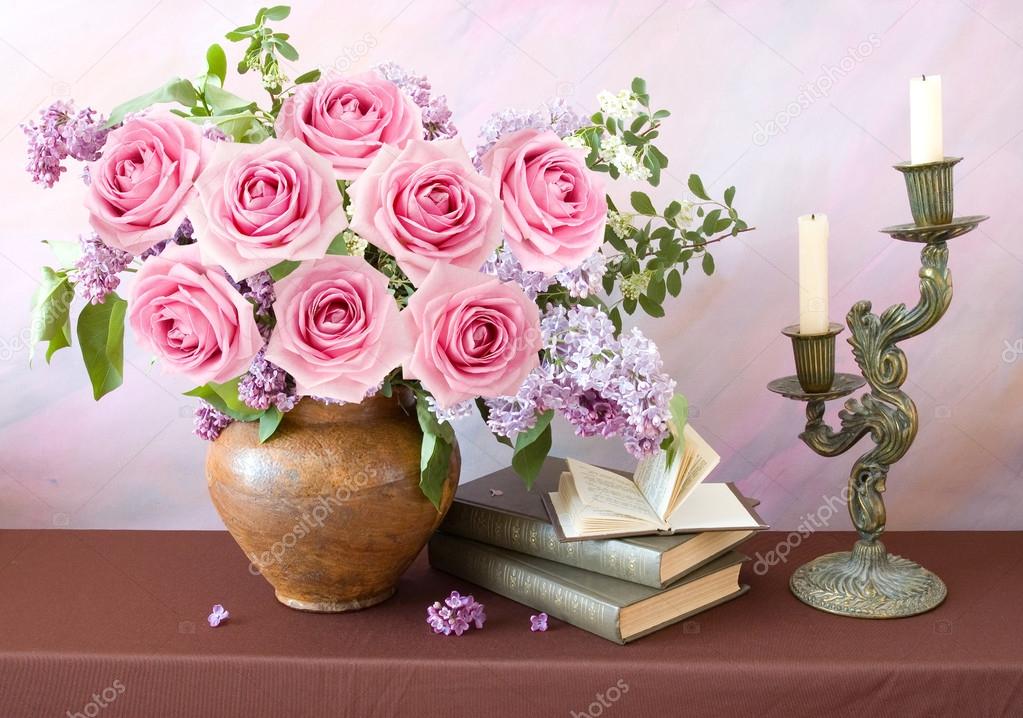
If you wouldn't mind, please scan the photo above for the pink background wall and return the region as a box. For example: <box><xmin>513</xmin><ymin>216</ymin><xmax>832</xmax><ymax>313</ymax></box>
<box><xmin>1</xmin><ymin>0</ymin><xmax>1020</xmax><ymax>531</ymax></box>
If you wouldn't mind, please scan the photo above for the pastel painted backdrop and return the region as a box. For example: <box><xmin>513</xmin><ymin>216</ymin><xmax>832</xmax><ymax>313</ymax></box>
<box><xmin>1</xmin><ymin>0</ymin><xmax>1021</xmax><ymax>530</ymax></box>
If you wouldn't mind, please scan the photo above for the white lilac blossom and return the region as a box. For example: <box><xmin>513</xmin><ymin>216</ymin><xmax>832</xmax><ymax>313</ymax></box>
<box><xmin>72</xmin><ymin>232</ymin><xmax>133</xmax><ymax>305</ymax></box>
<box><xmin>597</xmin><ymin>89</ymin><xmax>641</xmax><ymax>124</ymax></box>
<box><xmin>237</xmin><ymin>349</ymin><xmax>298</xmax><ymax>412</ymax></box>
<box><xmin>474</xmin><ymin>97</ymin><xmax>585</xmax><ymax>166</ymax></box>
<box><xmin>376</xmin><ymin>62</ymin><xmax>457</xmax><ymax>140</ymax></box>
<box><xmin>485</xmin><ymin>305</ymin><xmax>675</xmax><ymax>458</ymax></box>
<box><xmin>194</xmin><ymin>401</ymin><xmax>233</xmax><ymax>440</ymax></box>
<box><xmin>426</xmin><ymin>395</ymin><xmax>475</xmax><ymax>423</ymax></box>
<box><xmin>597</xmin><ymin>133</ymin><xmax>651</xmax><ymax>182</ymax></box>
<box><xmin>22</xmin><ymin>101</ymin><xmax>109</xmax><ymax>188</ymax></box>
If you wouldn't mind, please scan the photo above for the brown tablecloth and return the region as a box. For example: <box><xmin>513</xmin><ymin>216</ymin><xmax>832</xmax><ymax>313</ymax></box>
<box><xmin>1</xmin><ymin>529</ymin><xmax>1020</xmax><ymax>717</ymax></box>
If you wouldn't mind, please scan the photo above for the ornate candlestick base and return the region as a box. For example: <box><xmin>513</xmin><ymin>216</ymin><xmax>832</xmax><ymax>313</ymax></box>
<box><xmin>790</xmin><ymin>539</ymin><xmax>946</xmax><ymax>618</ymax></box>
<box><xmin>770</xmin><ymin>155</ymin><xmax>987</xmax><ymax>619</ymax></box>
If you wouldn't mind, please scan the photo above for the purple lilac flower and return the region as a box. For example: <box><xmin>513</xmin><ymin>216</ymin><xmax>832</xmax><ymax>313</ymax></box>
<box><xmin>485</xmin><ymin>305</ymin><xmax>675</xmax><ymax>458</ymax></box>
<box><xmin>481</xmin><ymin>246</ymin><xmax>555</xmax><ymax>301</ymax></box>
<box><xmin>530</xmin><ymin>612</ymin><xmax>549</xmax><ymax>632</ymax></box>
<box><xmin>555</xmin><ymin>251</ymin><xmax>608</xmax><ymax>299</ymax></box>
<box><xmin>474</xmin><ymin>97</ymin><xmax>585</xmax><ymax>166</ymax></box>
<box><xmin>207</xmin><ymin>604</ymin><xmax>230</xmax><ymax>627</ymax></box>
<box><xmin>376</xmin><ymin>62</ymin><xmax>457</xmax><ymax>140</ymax></box>
<box><xmin>22</xmin><ymin>100</ymin><xmax>109</xmax><ymax>188</ymax></box>
<box><xmin>194</xmin><ymin>401</ymin><xmax>233</xmax><ymax>441</ymax></box>
<box><xmin>426</xmin><ymin>394</ymin><xmax>475</xmax><ymax>423</ymax></box>
<box><xmin>71</xmin><ymin>232</ymin><xmax>133</xmax><ymax>305</ymax></box>
<box><xmin>426</xmin><ymin>591</ymin><xmax>486</xmax><ymax>636</ymax></box>
<box><xmin>237</xmin><ymin>349</ymin><xmax>299</xmax><ymax>413</ymax></box>
<box><xmin>201</xmin><ymin>122</ymin><xmax>231</xmax><ymax>142</ymax></box>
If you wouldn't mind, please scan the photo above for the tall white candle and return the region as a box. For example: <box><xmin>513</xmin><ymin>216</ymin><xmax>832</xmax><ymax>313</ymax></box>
<box><xmin>910</xmin><ymin>75</ymin><xmax>943</xmax><ymax>164</ymax></box>
<box><xmin>798</xmin><ymin>213</ymin><xmax>829</xmax><ymax>335</ymax></box>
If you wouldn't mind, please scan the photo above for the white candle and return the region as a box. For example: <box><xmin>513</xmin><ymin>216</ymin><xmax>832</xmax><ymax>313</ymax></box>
<box><xmin>910</xmin><ymin>75</ymin><xmax>943</xmax><ymax>164</ymax></box>
<box><xmin>798</xmin><ymin>213</ymin><xmax>829</xmax><ymax>335</ymax></box>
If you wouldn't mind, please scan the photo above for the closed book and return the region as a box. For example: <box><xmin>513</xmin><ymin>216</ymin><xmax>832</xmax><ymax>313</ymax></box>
<box><xmin>442</xmin><ymin>458</ymin><xmax>758</xmax><ymax>588</ymax></box>
<box><xmin>429</xmin><ymin>532</ymin><xmax>748</xmax><ymax>644</ymax></box>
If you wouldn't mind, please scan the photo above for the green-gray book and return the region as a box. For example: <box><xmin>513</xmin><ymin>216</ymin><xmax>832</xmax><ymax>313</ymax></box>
<box><xmin>442</xmin><ymin>459</ymin><xmax>758</xmax><ymax>588</ymax></box>
<box><xmin>429</xmin><ymin>532</ymin><xmax>748</xmax><ymax>644</ymax></box>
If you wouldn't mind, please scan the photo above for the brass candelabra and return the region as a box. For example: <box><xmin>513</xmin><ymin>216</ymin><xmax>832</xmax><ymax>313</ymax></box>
<box><xmin>768</xmin><ymin>156</ymin><xmax>988</xmax><ymax>618</ymax></box>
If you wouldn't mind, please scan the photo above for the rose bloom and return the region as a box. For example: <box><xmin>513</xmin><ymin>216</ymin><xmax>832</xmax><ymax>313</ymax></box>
<box><xmin>189</xmin><ymin>138</ymin><xmax>347</xmax><ymax>281</ymax></box>
<box><xmin>276</xmin><ymin>70</ymin><xmax>423</xmax><ymax>180</ymax></box>
<box><xmin>266</xmin><ymin>256</ymin><xmax>412</xmax><ymax>402</ymax></box>
<box><xmin>405</xmin><ymin>263</ymin><xmax>541</xmax><ymax>408</ymax></box>
<box><xmin>85</xmin><ymin>113</ymin><xmax>206</xmax><ymax>255</ymax></box>
<box><xmin>482</xmin><ymin>128</ymin><xmax>607</xmax><ymax>275</ymax></box>
<box><xmin>128</xmin><ymin>243</ymin><xmax>261</xmax><ymax>385</ymax></box>
<box><xmin>349</xmin><ymin>138</ymin><xmax>502</xmax><ymax>284</ymax></box>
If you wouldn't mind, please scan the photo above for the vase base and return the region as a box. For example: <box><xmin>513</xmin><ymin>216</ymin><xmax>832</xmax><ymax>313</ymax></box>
<box><xmin>790</xmin><ymin>539</ymin><xmax>946</xmax><ymax>619</ymax></box>
<box><xmin>275</xmin><ymin>587</ymin><xmax>396</xmax><ymax>613</ymax></box>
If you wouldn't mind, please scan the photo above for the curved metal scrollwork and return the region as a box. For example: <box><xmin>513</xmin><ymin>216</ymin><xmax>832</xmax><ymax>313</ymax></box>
<box><xmin>799</xmin><ymin>242</ymin><xmax>952</xmax><ymax>542</ymax></box>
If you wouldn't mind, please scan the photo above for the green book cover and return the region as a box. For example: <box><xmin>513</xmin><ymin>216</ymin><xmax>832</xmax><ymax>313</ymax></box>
<box><xmin>442</xmin><ymin>458</ymin><xmax>757</xmax><ymax>588</ymax></box>
<box><xmin>429</xmin><ymin>533</ymin><xmax>748</xmax><ymax>644</ymax></box>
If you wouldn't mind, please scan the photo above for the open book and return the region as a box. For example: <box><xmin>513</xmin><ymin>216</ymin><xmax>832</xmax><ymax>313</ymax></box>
<box><xmin>544</xmin><ymin>424</ymin><xmax>766</xmax><ymax>541</ymax></box>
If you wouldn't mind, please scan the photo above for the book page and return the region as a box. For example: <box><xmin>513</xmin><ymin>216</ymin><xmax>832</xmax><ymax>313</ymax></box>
<box><xmin>632</xmin><ymin>446</ymin><xmax>683</xmax><ymax>521</ymax></box>
<box><xmin>665</xmin><ymin>483</ymin><xmax>762</xmax><ymax>531</ymax></box>
<box><xmin>668</xmin><ymin>424</ymin><xmax>721</xmax><ymax>515</ymax></box>
<box><xmin>565</xmin><ymin>459</ymin><xmax>660</xmax><ymax>523</ymax></box>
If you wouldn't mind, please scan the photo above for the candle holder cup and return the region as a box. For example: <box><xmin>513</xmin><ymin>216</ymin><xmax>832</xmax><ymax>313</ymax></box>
<box><xmin>769</xmin><ymin>155</ymin><xmax>988</xmax><ymax>619</ymax></box>
<box><xmin>894</xmin><ymin>156</ymin><xmax>961</xmax><ymax>226</ymax></box>
<box><xmin>783</xmin><ymin>323</ymin><xmax>842</xmax><ymax>394</ymax></box>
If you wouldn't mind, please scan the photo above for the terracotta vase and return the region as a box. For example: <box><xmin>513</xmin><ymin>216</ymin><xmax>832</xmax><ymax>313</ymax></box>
<box><xmin>206</xmin><ymin>393</ymin><xmax>459</xmax><ymax>612</ymax></box>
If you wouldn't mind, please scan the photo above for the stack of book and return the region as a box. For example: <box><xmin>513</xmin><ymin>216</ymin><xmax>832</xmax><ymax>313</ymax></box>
<box><xmin>429</xmin><ymin>427</ymin><xmax>767</xmax><ymax>644</ymax></box>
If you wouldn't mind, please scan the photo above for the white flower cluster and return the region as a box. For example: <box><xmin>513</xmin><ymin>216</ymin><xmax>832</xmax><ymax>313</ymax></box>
<box><xmin>607</xmin><ymin>211</ymin><xmax>634</xmax><ymax>239</ymax></box>
<box><xmin>597</xmin><ymin>134</ymin><xmax>651</xmax><ymax>181</ymax></box>
<box><xmin>597</xmin><ymin>90</ymin><xmax>641</xmax><ymax>123</ymax></box>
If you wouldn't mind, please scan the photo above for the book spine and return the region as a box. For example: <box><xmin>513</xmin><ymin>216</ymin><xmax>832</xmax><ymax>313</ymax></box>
<box><xmin>442</xmin><ymin>503</ymin><xmax>663</xmax><ymax>588</ymax></box>
<box><xmin>428</xmin><ymin>534</ymin><xmax>625</xmax><ymax>644</ymax></box>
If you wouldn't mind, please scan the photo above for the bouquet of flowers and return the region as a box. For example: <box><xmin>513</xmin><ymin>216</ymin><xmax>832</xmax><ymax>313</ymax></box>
<box><xmin>23</xmin><ymin>6</ymin><xmax>749</xmax><ymax>508</ymax></box>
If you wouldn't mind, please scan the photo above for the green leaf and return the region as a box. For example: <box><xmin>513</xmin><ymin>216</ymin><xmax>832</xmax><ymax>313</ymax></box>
<box><xmin>652</xmin><ymin>109</ymin><xmax>671</xmax><ymax>120</ymax></box>
<box><xmin>666</xmin><ymin>268</ymin><xmax>682</xmax><ymax>297</ymax></box>
<box><xmin>258</xmin><ymin>407</ymin><xmax>284</xmax><ymax>443</ymax></box>
<box><xmin>268</xmin><ymin>259</ymin><xmax>300</xmax><ymax>281</ymax></box>
<box><xmin>294</xmin><ymin>69</ymin><xmax>321</xmax><ymax>84</ymax></box>
<box><xmin>608</xmin><ymin>306</ymin><xmax>623</xmax><ymax>334</ymax></box>
<box><xmin>701</xmin><ymin>209</ymin><xmax>722</xmax><ymax>236</ymax></box>
<box><xmin>416</xmin><ymin>394</ymin><xmax>455</xmax><ymax>510</ymax></box>
<box><xmin>197</xmin><ymin>110</ymin><xmax>269</xmax><ymax>143</ymax></box>
<box><xmin>724</xmin><ymin>186</ymin><xmax>736</xmax><ymax>207</ymax></box>
<box><xmin>702</xmin><ymin>253</ymin><xmax>715</xmax><ymax>276</ymax></box>
<box><xmin>687</xmin><ymin>173</ymin><xmax>710</xmax><ymax>201</ymax></box>
<box><xmin>106</xmin><ymin>78</ymin><xmax>199</xmax><ymax>126</ymax></box>
<box><xmin>206</xmin><ymin>44</ymin><xmax>227</xmax><ymax>86</ymax></box>
<box><xmin>630</xmin><ymin>191</ymin><xmax>656</xmax><ymax>216</ymax></box>
<box><xmin>325</xmin><ymin>233</ymin><xmax>349</xmax><ymax>255</ymax></box>
<box><xmin>511</xmin><ymin>410</ymin><xmax>554</xmax><ymax>488</ymax></box>
<box><xmin>43</xmin><ymin>240</ymin><xmax>83</xmax><ymax>266</ymax></box>
<box><xmin>663</xmin><ymin>394</ymin><xmax>689</xmax><ymax>466</ymax></box>
<box><xmin>630</xmin><ymin>77</ymin><xmax>647</xmax><ymax>96</ymax></box>
<box><xmin>263</xmin><ymin>5</ymin><xmax>291</xmax><ymax>20</ymax></box>
<box><xmin>29</xmin><ymin>267</ymin><xmax>74</xmax><ymax>365</ymax></box>
<box><xmin>638</xmin><ymin>294</ymin><xmax>665</xmax><ymax>318</ymax></box>
<box><xmin>184</xmin><ymin>378</ymin><xmax>262</xmax><ymax>421</ymax></box>
<box><xmin>76</xmin><ymin>292</ymin><xmax>127</xmax><ymax>400</ymax></box>
<box><xmin>203</xmin><ymin>84</ymin><xmax>253</xmax><ymax>114</ymax></box>
<box><xmin>273</xmin><ymin>38</ymin><xmax>299</xmax><ymax>61</ymax></box>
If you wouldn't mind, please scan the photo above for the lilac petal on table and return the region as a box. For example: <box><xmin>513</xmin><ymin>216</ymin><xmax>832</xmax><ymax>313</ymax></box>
<box><xmin>207</xmin><ymin>604</ymin><xmax>230</xmax><ymax>627</ymax></box>
<box><xmin>530</xmin><ymin>612</ymin><xmax>548</xmax><ymax>632</ymax></box>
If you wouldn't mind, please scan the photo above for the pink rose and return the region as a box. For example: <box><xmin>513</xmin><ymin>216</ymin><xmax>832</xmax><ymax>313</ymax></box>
<box><xmin>482</xmin><ymin>128</ymin><xmax>607</xmax><ymax>274</ymax></box>
<box><xmin>405</xmin><ymin>263</ymin><xmax>541</xmax><ymax>408</ymax></box>
<box><xmin>276</xmin><ymin>71</ymin><xmax>423</xmax><ymax>180</ymax></box>
<box><xmin>349</xmin><ymin>139</ymin><xmax>502</xmax><ymax>284</ymax></box>
<box><xmin>85</xmin><ymin>113</ymin><xmax>206</xmax><ymax>255</ymax></box>
<box><xmin>189</xmin><ymin>138</ymin><xmax>347</xmax><ymax>281</ymax></box>
<box><xmin>266</xmin><ymin>256</ymin><xmax>412</xmax><ymax>402</ymax></box>
<box><xmin>128</xmin><ymin>243</ymin><xmax>261</xmax><ymax>384</ymax></box>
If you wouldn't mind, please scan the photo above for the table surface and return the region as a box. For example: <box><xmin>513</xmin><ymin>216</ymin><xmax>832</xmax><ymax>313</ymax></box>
<box><xmin>1</xmin><ymin>529</ymin><xmax>1021</xmax><ymax>718</ymax></box>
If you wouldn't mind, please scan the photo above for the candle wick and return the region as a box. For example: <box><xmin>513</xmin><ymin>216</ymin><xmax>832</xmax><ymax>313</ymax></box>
<box><xmin>922</xmin><ymin>74</ymin><xmax>926</xmax><ymax>81</ymax></box>
<box><xmin>811</xmin><ymin>213</ymin><xmax>815</xmax><ymax>220</ymax></box>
